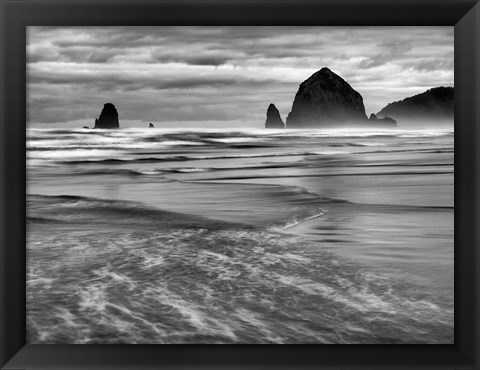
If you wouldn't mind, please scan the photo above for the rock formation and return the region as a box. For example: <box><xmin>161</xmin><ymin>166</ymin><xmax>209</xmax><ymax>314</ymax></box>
<box><xmin>286</xmin><ymin>67</ymin><xmax>368</xmax><ymax>128</ymax></box>
<box><xmin>377</xmin><ymin>87</ymin><xmax>453</xmax><ymax>123</ymax></box>
<box><xmin>94</xmin><ymin>103</ymin><xmax>120</xmax><ymax>129</ymax></box>
<box><xmin>368</xmin><ymin>113</ymin><xmax>397</xmax><ymax>127</ymax></box>
<box><xmin>149</xmin><ymin>123</ymin><xmax>155</xmax><ymax>128</ymax></box>
<box><xmin>265</xmin><ymin>104</ymin><xmax>285</xmax><ymax>129</ymax></box>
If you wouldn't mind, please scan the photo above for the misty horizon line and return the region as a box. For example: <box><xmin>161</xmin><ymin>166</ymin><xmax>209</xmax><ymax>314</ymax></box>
<box><xmin>27</xmin><ymin>120</ymin><xmax>455</xmax><ymax>130</ymax></box>
<box><xmin>27</xmin><ymin>83</ymin><xmax>454</xmax><ymax>128</ymax></box>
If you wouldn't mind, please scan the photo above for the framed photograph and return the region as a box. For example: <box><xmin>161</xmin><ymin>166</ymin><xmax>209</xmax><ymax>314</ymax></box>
<box><xmin>1</xmin><ymin>0</ymin><xmax>479</xmax><ymax>369</ymax></box>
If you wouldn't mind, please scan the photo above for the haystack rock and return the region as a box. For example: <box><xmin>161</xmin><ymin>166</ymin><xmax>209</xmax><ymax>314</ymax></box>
<box><xmin>286</xmin><ymin>67</ymin><xmax>368</xmax><ymax>128</ymax></box>
<box><xmin>265</xmin><ymin>104</ymin><xmax>285</xmax><ymax>129</ymax></box>
<box><xmin>149</xmin><ymin>123</ymin><xmax>155</xmax><ymax>128</ymax></box>
<box><xmin>94</xmin><ymin>103</ymin><xmax>120</xmax><ymax>129</ymax></box>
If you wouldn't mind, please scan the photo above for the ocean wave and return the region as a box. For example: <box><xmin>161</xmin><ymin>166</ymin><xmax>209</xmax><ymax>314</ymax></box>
<box><xmin>160</xmin><ymin>140</ymin><xmax>206</xmax><ymax>146</ymax></box>
<box><xmin>192</xmin><ymin>169</ymin><xmax>453</xmax><ymax>183</ymax></box>
<box><xmin>59</xmin><ymin>151</ymin><xmax>327</xmax><ymax>165</ymax></box>
<box><xmin>27</xmin><ymin>216</ymin><xmax>65</xmax><ymax>224</ymax></box>
<box><xmin>36</xmin><ymin>167</ymin><xmax>210</xmax><ymax>179</ymax></box>
<box><xmin>28</xmin><ymin>149</ymin><xmax>123</xmax><ymax>161</ymax></box>
<box><xmin>133</xmin><ymin>168</ymin><xmax>209</xmax><ymax>175</ymax></box>
<box><xmin>208</xmin><ymin>137</ymin><xmax>260</xmax><ymax>144</ymax></box>
<box><xmin>352</xmin><ymin>147</ymin><xmax>453</xmax><ymax>155</ymax></box>
<box><xmin>279</xmin><ymin>209</ymin><xmax>329</xmax><ymax>231</ymax></box>
<box><xmin>27</xmin><ymin>194</ymin><xmax>250</xmax><ymax>230</ymax></box>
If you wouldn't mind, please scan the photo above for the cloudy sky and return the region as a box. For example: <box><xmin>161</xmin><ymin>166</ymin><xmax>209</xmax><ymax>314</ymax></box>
<box><xmin>27</xmin><ymin>26</ymin><xmax>454</xmax><ymax>128</ymax></box>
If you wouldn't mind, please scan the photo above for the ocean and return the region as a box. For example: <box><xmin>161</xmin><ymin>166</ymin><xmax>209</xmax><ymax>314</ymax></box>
<box><xmin>26</xmin><ymin>127</ymin><xmax>454</xmax><ymax>344</ymax></box>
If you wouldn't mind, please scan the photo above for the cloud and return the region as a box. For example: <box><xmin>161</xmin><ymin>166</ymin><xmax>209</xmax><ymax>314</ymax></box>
<box><xmin>27</xmin><ymin>26</ymin><xmax>454</xmax><ymax>126</ymax></box>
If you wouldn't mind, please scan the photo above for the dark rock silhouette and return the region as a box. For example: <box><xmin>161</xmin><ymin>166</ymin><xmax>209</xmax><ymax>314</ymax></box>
<box><xmin>377</xmin><ymin>87</ymin><xmax>453</xmax><ymax>123</ymax></box>
<box><xmin>382</xmin><ymin>116</ymin><xmax>397</xmax><ymax>125</ymax></box>
<box><xmin>94</xmin><ymin>103</ymin><xmax>120</xmax><ymax>129</ymax></box>
<box><xmin>82</xmin><ymin>126</ymin><xmax>89</xmax><ymax>129</ymax></box>
<box><xmin>368</xmin><ymin>113</ymin><xmax>397</xmax><ymax>127</ymax></box>
<box><xmin>286</xmin><ymin>67</ymin><xmax>368</xmax><ymax>128</ymax></box>
<box><xmin>265</xmin><ymin>104</ymin><xmax>285</xmax><ymax>129</ymax></box>
<box><xmin>149</xmin><ymin>123</ymin><xmax>155</xmax><ymax>128</ymax></box>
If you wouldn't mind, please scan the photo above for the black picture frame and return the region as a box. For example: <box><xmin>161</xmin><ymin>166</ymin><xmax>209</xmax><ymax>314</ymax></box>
<box><xmin>1</xmin><ymin>0</ymin><xmax>479</xmax><ymax>369</ymax></box>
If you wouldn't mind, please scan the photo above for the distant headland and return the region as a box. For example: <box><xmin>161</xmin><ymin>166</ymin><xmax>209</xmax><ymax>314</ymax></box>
<box><xmin>377</xmin><ymin>86</ymin><xmax>454</xmax><ymax>124</ymax></box>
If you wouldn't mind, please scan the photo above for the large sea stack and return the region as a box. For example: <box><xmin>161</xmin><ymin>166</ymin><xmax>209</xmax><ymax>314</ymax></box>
<box><xmin>286</xmin><ymin>67</ymin><xmax>368</xmax><ymax>128</ymax></box>
<box><xmin>265</xmin><ymin>104</ymin><xmax>285</xmax><ymax>129</ymax></box>
<box><xmin>94</xmin><ymin>103</ymin><xmax>120</xmax><ymax>129</ymax></box>
<box><xmin>377</xmin><ymin>87</ymin><xmax>454</xmax><ymax>123</ymax></box>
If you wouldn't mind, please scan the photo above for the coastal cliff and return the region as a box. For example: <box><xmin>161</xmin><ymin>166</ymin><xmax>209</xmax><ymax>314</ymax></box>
<box><xmin>377</xmin><ymin>87</ymin><xmax>453</xmax><ymax>123</ymax></box>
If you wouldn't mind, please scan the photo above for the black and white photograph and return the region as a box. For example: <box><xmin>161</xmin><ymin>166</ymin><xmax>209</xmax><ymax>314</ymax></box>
<box><xmin>26</xmin><ymin>26</ymin><xmax>454</xmax><ymax>344</ymax></box>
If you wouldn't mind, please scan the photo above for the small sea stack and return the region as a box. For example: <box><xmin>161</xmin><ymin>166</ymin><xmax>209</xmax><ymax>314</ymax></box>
<box><xmin>368</xmin><ymin>113</ymin><xmax>397</xmax><ymax>127</ymax></box>
<box><xmin>94</xmin><ymin>103</ymin><xmax>120</xmax><ymax>129</ymax></box>
<box><xmin>265</xmin><ymin>103</ymin><xmax>285</xmax><ymax>129</ymax></box>
<box><xmin>149</xmin><ymin>123</ymin><xmax>155</xmax><ymax>128</ymax></box>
